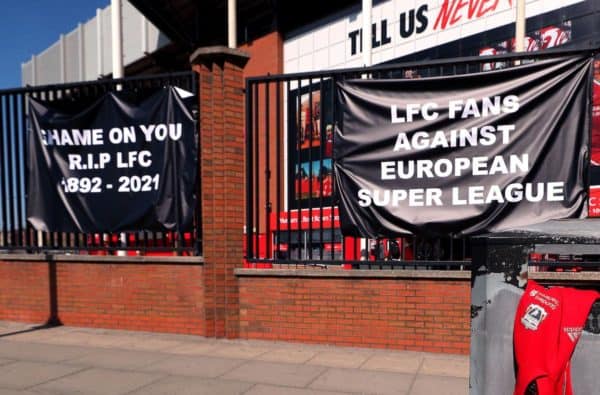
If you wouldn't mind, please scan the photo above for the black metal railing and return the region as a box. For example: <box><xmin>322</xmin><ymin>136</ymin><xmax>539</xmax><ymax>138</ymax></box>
<box><xmin>245</xmin><ymin>48</ymin><xmax>597</xmax><ymax>270</ymax></box>
<box><xmin>0</xmin><ymin>71</ymin><xmax>201</xmax><ymax>256</ymax></box>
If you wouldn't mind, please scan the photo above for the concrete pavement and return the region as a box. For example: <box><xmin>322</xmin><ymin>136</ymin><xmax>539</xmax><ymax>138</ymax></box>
<box><xmin>0</xmin><ymin>321</ymin><xmax>469</xmax><ymax>395</ymax></box>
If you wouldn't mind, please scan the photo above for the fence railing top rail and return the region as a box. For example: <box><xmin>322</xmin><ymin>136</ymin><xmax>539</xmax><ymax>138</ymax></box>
<box><xmin>0</xmin><ymin>71</ymin><xmax>197</xmax><ymax>95</ymax></box>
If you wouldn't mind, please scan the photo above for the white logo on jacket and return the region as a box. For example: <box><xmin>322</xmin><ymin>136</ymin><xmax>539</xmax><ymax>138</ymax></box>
<box><xmin>521</xmin><ymin>304</ymin><xmax>548</xmax><ymax>330</ymax></box>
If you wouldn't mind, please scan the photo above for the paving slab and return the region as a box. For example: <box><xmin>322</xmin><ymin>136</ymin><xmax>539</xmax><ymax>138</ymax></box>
<box><xmin>0</xmin><ymin>328</ymin><xmax>57</xmax><ymax>343</ymax></box>
<box><xmin>15</xmin><ymin>331</ymin><xmax>96</xmax><ymax>347</ymax></box>
<box><xmin>0</xmin><ymin>390</ymin><xmax>47</xmax><ymax>395</ymax></box>
<box><xmin>244</xmin><ymin>384</ymin><xmax>352</xmax><ymax>395</ymax></box>
<box><xmin>134</xmin><ymin>332</ymin><xmax>206</xmax><ymax>342</ymax></box>
<box><xmin>0</xmin><ymin>342</ymin><xmax>91</xmax><ymax>363</ymax></box>
<box><xmin>127</xmin><ymin>376</ymin><xmax>254</xmax><ymax>395</ymax></box>
<box><xmin>57</xmin><ymin>329</ymin><xmax>150</xmax><ymax>349</ymax></box>
<box><xmin>409</xmin><ymin>374</ymin><xmax>469</xmax><ymax>395</ymax></box>
<box><xmin>33</xmin><ymin>328</ymin><xmax>132</xmax><ymax>348</ymax></box>
<box><xmin>222</xmin><ymin>361</ymin><xmax>326</xmax><ymax>387</ymax></box>
<box><xmin>0</xmin><ymin>361</ymin><xmax>84</xmax><ymax>390</ymax></box>
<box><xmin>0</xmin><ymin>322</ymin><xmax>39</xmax><ymax>336</ymax></box>
<box><xmin>310</xmin><ymin>368</ymin><xmax>414</xmax><ymax>395</ymax></box>
<box><xmin>419</xmin><ymin>355</ymin><xmax>470</xmax><ymax>378</ymax></box>
<box><xmin>66</xmin><ymin>348</ymin><xmax>171</xmax><ymax>370</ymax></box>
<box><xmin>210</xmin><ymin>344</ymin><xmax>273</xmax><ymax>360</ymax></box>
<box><xmin>139</xmin><ymin>355</ymin><xmax>246</xmax><ymax>378</ymax></box>
<box><xmin>168</xmin><ymin>342</ymin><xmax>222</xmax><ymax>356</ymax></box>
<box><xmin>0</xmin><ymin>358</ymin><xmax>14</xmax><ymax>367</ymax></box>
<box><xmin>361</xmin><ymin>352</ymin><xmax>424</xmax><ymax>374</ymax></box>
<box><xmin>111</xmin><ymin>337</ymin><xmax>185</xmax><ymax>352</ymax></box>
<box><xmin>255</xmin><ymin>348</ymin><xmax>318</xmax><ymax>364</ymax></box>
<box><xmin>31</xmin><ymin>367</ymin><xmax>163</xmax><ymax>395</ymax></box>
<box><xmin>306</xmin><ymin>350</ymin><xmax>374</xmax><ymax>369</ymax></box>
<box><xmin>81</xmin><ymin>334</ymin><xmax>146</xmax><ymax>349</ymax></box>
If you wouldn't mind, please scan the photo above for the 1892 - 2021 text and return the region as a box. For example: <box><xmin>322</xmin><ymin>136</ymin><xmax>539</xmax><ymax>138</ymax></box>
<box><xmin>60</xmin><ymin>174</ymin><xmax>160</xmax><ymax>194</ymax></box>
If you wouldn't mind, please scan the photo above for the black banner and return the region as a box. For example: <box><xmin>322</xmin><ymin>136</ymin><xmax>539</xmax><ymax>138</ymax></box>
<box><xmin>334</xmin><ymin>56</ymin><xmax>593</xmax><ymax>237</ymax></box>
<box><xmin>27</xmin><ymin>87</ymin><xmax>197</xmax><ymax>233</ymax></box>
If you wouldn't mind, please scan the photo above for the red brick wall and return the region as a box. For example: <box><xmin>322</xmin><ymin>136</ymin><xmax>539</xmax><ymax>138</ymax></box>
<box><xmin>239</xmin><ymin>275</ymin><xmax>471</xmax><ymax>354</ymax></box>
<box><xmin>240</xmin><ymin>31</ymin><xmax>283</xmax><ymax>78</ymax></box>
<box><xmin>0</xmin><ymin>261</ymin><xmax>50</xmax><ymax>323</ymax></box>
<box><xmin>0</xmin><ymin>260</ymin><xmax>205</xmax><ymax>335</ymax></box>
<box><xmin>1</xmin><ymin>259</ymin><xmax>471</xmax><ymax>354</ymax></box>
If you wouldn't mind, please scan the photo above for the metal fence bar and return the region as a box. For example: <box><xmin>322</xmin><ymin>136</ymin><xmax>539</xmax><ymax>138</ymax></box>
<box><xmin>0</xmin><ymin>94</ymin><xmax>7</xmax><ymax>247</ymax></box>
<box><xmin>6</xmin><ymin>94</ymin><xmax>16</xmax><ymax>247</ymax></box>
<box><xmin>330</xmin><ymin>75</ymin><xmax>337</xmax><ymax>261</ymax></box>
<box><xmin>245</xmin><ymin>80</ymin><xmax>254</xmax><ymax>261</ymax></box>
<box><xmin>307</xmin><ymin>79</ymin><xmax>314</xmax><ymax>261</ymax></box>
<box><xmin>275</xmin><ymin>80</ymin><xmax>282</xmax><ymax>261</ymax></box>
<box><xmin>264</xmin><ymin>81</ymin><xmax>271</xmax><ymax>260</ymax></box>
<box><xmin>285</xmin><ymin>80</ymin><xmax>292</xmax><ymax>264</ymax></box>
<box><xmin>29</xmin><ymin>90</ymin><xmax>39</xmax><ymax>249</ymax></box>
<box><xmin>192</xmin><ymin>71</ymin><xmax>202</xmax><ymax>256</ymax></box>
<box><xmin>19</xmin><ymin>92</ymin><xmax>29</xmax><ymax>247</ymax></box>
<box><xmin>11</xmin><ymin>94</ymin><xmax>22</xmax><ymax>247</ymax></box>
<box><xmin>253</xmin><ymin>81</ymin><xmax>260</xmax><ymax>259</ymax></box>
<box><xmin>318</xmin><ymin>77</ymin><xmax>324</xmax><ymax>261</ymax></box>
<box><xmin>295</xmin><ymin>78</ymin><xmax>302</xmax><ymax>261</ymax></box>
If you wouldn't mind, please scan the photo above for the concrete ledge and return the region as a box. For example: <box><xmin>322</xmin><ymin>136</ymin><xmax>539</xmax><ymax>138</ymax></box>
<box><xmin>530</xmin><ymin>271</ymin><xmax>600</xmax><ymax>282</ymax></box>
<box><xmin>235</xmin><ymin>268</ymin><xmax>470</xmax><ymax>280</ymax></box>
<box><xmin>0</xmin><ymin>253</ymin><xmax>204</xmax><ymax>265</ymax></box>
<box><xmin>189</xmin><ymin>45</ymin><xmax>250</xmax><ymax>67</ymax></box>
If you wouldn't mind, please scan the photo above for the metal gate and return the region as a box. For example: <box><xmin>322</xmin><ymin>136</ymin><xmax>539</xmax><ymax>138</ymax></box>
<box><xmin>0</xmin><ymin>71</ymin><xmax>201</xmax><ymax>255</ymax></box>
<box><xmin>244</xmin><ymin>48</ymin><xmax>594</xmax><ymax>269</ymax></box>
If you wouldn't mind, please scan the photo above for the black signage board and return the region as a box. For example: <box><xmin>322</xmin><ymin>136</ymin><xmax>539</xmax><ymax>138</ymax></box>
<box><xmin>27</xmin><ymin>87</ymin><xmax>197</xmax><ymax>233</ymax></box>
<box><xmin>334</xmin><ymin>56</ymin><xmax>593</xmax><ymax>237</ymax></box>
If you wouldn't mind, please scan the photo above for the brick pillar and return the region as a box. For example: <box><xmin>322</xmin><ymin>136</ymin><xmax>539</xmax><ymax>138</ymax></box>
<box><xmin>190</xmin><ymin>46</ymin><xmax>249</xmax><ymax>338</ymax></box>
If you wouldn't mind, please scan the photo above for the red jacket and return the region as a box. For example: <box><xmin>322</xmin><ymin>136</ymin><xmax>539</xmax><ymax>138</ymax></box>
<box><xmin>513</xmin><ymin>280</ymin><xmax>599</xmax><ymax>395</ymax></box>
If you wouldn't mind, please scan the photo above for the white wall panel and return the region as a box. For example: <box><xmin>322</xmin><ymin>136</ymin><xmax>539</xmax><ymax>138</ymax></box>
<box><xmin>21</xmin><ymin>63</ymin><xmax>32</xmax><ymax>87</ymax></box>
<box><xmin>298</xmin><ymin>54</ymin><xmax>314</xmax><ymax>72</ymax></box>
<box><xmin>460</xmin><ymin>18</ymin><xmax>488</xmax><ymax>38</ymax></box>
<box><xmin>313</xmin><ymin>27</ymin><xmax>330</xmax><ymax>51</ymax></box>
<box><xmin>329</xmin><ymin>41</ymin><xmax>346</xmax><ymax>68</ymax></box>
<box><xmin>65</xmin><ymin>30</ymin><xmax>79</xmax><ymax>82</ymax></box>
<box><xmin>314</xmin><ymin>48</ymin><xmax>330</xmax><ymax>71</ymax></box>
<box><xmin>394</xmin><ymin>40</ymin><xmax>415</xmax><ymax>59</ymax></box>
<box><xmin>37</xmin><ymin>42</ymin><xmax>61</xmax><ymax>85</ymax></box>
<box><xmin>83</xmin><ymin>19</ymin><xmax>98</xmax><ymax>81</ymax></box>
<box><xmin>284</xmin><ymin>58</ymin><xmax>299</xmax><ymax>75</ymax></box>
<box><xmin>101</xmin><ymin>6</ymin><xmax>112</xmax><ymax>77</ymax></box>
<box><xmin>122</xmin><ymin>0</ymin><xmax>143</xmax><ymax>65</ymax></box>
<box><xmin>372</xmin><ymin>46</ymin><xmax>394</xmax><ymax>65</ymax></box>
<box><xmin>298</xmin><ymin>34</ymin><xmax>314</xmax><ymax>56</ymax></box>
<box><xmin>328</xmin><ymin>20</ymin><xmax>346</xmax><ymax>46</ymax></box>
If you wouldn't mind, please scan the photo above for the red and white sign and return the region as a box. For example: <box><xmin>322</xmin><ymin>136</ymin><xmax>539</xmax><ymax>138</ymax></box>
<box><xmin>589</xmin><ymin>186</ymin><xmax>600</xmax><ymax>217</ymax></box>
<box><xmin>539</xmin><ymin>25</ymin><xmax>571</xmax><ymax>49</ymax></box>
<box><xmin>270</xmin><ymin>207</ymin><xmax>340</xmax><ymax>231</ymax></box>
